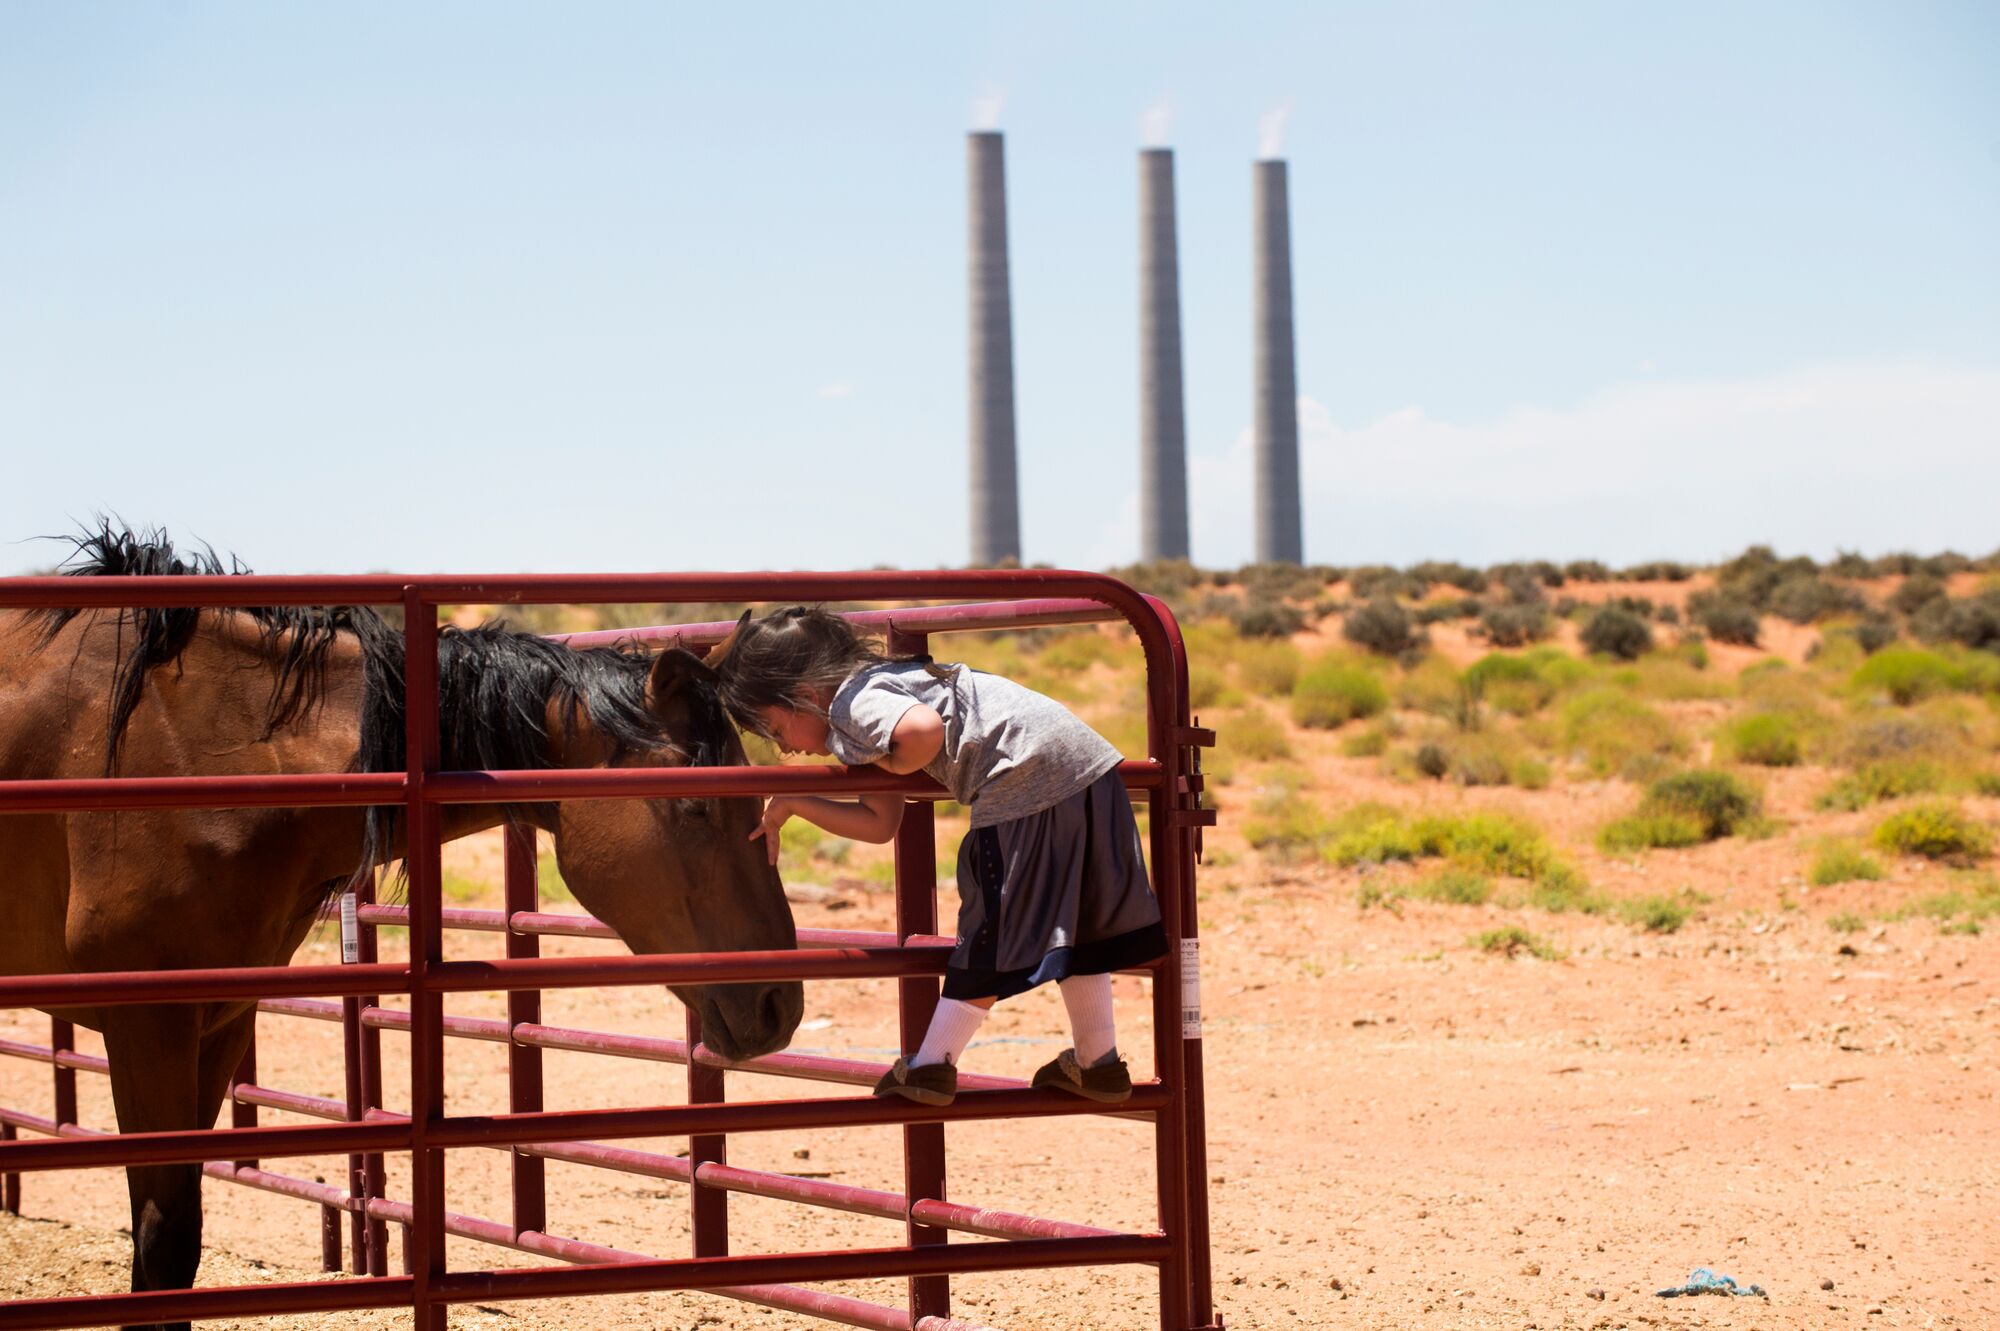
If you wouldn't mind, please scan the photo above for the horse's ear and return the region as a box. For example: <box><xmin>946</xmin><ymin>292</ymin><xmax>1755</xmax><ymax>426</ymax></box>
<box><xmin>703</xmin><ymin>609</ymin><xmax>754</xmax><ymax>670</ymax></box>
<box><xmin>646</xmin><ymin>647</ymin><xmax>718</xmax><ymax>712</ymax></box>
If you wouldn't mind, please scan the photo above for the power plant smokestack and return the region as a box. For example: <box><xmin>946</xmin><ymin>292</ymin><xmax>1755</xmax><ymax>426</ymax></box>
<box><xmin>967</xmin><ymin>130</ymin><xmax>1021</xmax><ymax>565</ymax></box>
<box><xmin>1138</xmin><ymin>147</ymin><xmax>1190</xmax><ymax>563</ymax></box>
<box><xmin>1252</xmin><ymin>157</ymin><xmax>1303</xmax><ymax>565</ymax></box>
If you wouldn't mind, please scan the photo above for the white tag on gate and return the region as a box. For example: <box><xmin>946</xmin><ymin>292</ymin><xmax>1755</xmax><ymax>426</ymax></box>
<box><xmin>1179</xmin><ymin>937</ymin><xmax>1202</xmax><ymax>1039</ymax></box>
<box><xmin>339</xmin><ymin>892</ymin><xmax>360</xmax><ymax>964</ymax></box>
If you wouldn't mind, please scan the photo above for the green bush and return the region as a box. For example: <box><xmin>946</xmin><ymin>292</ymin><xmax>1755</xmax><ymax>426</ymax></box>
<box><xmin>1619</xmin><ymin>895</ymin><xmax>1694</xmax><ymax>933</ymax></box>
<box><xmin>1564</xmin><ymin>560</ymin><xmax>1612</xmax><ymax>582</ymax></box>
<box><xmin>1558</xmin><ymin>690</ymin><xmax>1685</xmax><ymax>778</ymax></box>
<box><xmin>1235</xmin><ymin>639</ymin><xmax>1303</xmax><ymax>696</ymax></box>
<box><xmin>1341</xmin><ymin>598</ymin><xmax>1423</xmax><ymax>657</ymax></box>
<box><xmin>1852</xmin><ymin>647</ymin><xmax>1966</xmax><ymax>705</ymax></box>
<box><xmin>1413</xmin><ymin>742</ymin><xmax>1450</xmax><ymax>780</ymax></box>
<box><xmin>1291</xmin><ymin>657</ymin><xmax>1390</xmax><ymax>728</ymax></box>
<box><xmin>1889</xmin><ymin>574</ymin><xmax>1948</xmax><ymax>617</ymax></box>
<box><xmin>1414</xmin><ymin>596</ymin><xmax>1484</xmax><ymax>625</ymax></box>
<box><xmin>1410</xmin><ymin>867</ymin><xmax>1495</xmax><ymax>906</ymax></box>
<box><xmin>1472</xmin><ymin>925</ymin><xmax>1563</xmax><ymax>959</ymax></box>
<box><xmin>1694</xmin><ymin>597</ymin><xmax>1762</xmax><ymax>646</ymax></box>
<box><xmin>1327</xmin><ymin>808</ymin><xmax>1562</xmax><ymax>880</ymax></box>
<box><xmin>1580</xmin><ymin>606</ymin><xmax>1654</xmax><ymax>660</ymax></box>
<box><xmin>1224</xmin><ymin>706</ymin><xmax>1292</xmax><ymax>761</ymax></box>
<box><xmin>1814</xmin><ymin>760</ymin><xmax>1942</xmax><ymax>812</ymax></box>
<box><xmin>1481</xmin><ymin>602</ymin><xmax>1550</xmax><ymax>647</ymax></box>
<box><xmin>1187</xmin><ymin>664</ymin><xmax>1239</xmax><ymax>710</ymax></box>
<box><xmin>1339</xmin><ymin>726</ymin><xmax>1389</xmax><ymax>758</ymax></box>
<box><xmin>1639</xmin><ymin>769</ymin><xmax>1763</xmax><ymax>839</ymax></box>
<box><xmin>1721</xmin><ymin>713</ymin><xmax>1803</xmax><ymax>767</ymax></box>
<box><xmin>1598</xmin><ymin>812</ymin><xmax>1707</xmax><ymax>852</ymax></box>
<box><xmin>1911</xmin><ymin>590</ymin><xmax>2000</xmax><ymax>652</ymax></box>
<box><xmin>1233</xmin><ymin>596</ymin><xmax>1306</xmax><ymax>639</ymax></box>
<box><xmin>1464</xmin><ymin>651</ymin><xmax>1563</xmax><ymax>715</ymax></box>
<box><xmin>1872</xmin><ymin>802</ymin><xmax>1993</xmax><ymax>861</ymax></box>
<box><xmin>1809</xmin><ymin>842</ymin><xmax>1886</xmax><ymax>886</ymax></box>
<box><xmin>1621</xmin><ymin>561</ymin><xmax>1694</xmax><ymax>582</ymax></box>
<box><xmin>1770</xmin><ymin>575</ymin><xmax>1865</xmax><ymax>625</ymax></box>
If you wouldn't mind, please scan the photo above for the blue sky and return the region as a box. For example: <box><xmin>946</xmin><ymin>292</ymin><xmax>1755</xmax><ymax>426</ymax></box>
<box><xmin>3</xmin><ymin>2</ymin><xmax>1996</xmax><ymax>575</ymax></box>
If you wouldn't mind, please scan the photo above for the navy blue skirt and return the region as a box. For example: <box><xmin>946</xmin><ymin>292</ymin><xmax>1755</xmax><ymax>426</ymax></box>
<box><xmin>941</xmin><ymin>768</ymin><xmax>1168</xmax><ymax>1002</ymax></box>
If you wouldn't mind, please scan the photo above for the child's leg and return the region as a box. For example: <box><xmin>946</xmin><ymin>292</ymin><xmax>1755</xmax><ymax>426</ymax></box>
<box><xmin>911</xmin><ymin>994</ymin><xmax>994</xmax><ymax>1068</ymax></box>
<box><xmin>1057</xmin><ymin>973</ymin><xmax>1118</xmax><ymax>1067</ymax></box>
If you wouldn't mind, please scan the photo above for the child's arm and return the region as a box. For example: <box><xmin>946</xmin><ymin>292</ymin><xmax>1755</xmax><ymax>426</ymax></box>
<box><xmin>750</xmin><ymin>704</ymin><xmax>946</xmax><ymax>862</ymax></box>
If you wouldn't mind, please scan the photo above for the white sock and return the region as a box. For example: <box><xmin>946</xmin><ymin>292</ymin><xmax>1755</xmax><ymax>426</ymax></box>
<box><xmin>912</xmin><ymin>997</ymin><xmax>988</xmax><ymax>1068</ymax></box>
<box><xmin>1059</xmin><ymin>973</ymin><xmax>1118</xmax><ymax>1068</ymax></box>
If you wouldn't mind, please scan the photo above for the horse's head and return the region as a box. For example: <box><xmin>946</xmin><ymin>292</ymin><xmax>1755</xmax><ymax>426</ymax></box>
<box><xmin>546</xmin><ymin>646</ymin><xmax>803</xmax><ymax>1061</ymax></box>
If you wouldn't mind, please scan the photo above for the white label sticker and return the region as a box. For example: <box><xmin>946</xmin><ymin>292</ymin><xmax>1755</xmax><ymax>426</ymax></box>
<box><xmin>339</xmin><ymin>892</ymin><xmax>360</xmax><ymax>964</ymax></box>
<box><xmin>1180</xmin><ymin>937</ymin><xmax>1202</xmax><ymax>1039</ymax></box>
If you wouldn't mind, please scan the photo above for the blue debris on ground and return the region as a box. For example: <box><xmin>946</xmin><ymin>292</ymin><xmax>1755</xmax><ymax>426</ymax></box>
<box><xmin>1656</xmin><ymin>1267</ymin><xmax>1768</xmax><ymax>1298</ymax></box>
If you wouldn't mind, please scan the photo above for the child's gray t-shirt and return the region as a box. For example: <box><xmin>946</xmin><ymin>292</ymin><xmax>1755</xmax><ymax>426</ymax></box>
<box><xmin>824</xmin><ymin>661</ymin><xmax>1123</xmax><ymax>828</ymax></box>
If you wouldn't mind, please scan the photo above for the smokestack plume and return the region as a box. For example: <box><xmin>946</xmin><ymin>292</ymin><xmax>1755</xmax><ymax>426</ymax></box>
<box><xmin>1253</xmin><ymin>157</ymin><xmax>1303</xmax><ymax>565</ymax></box>
<box><xmin>1139</xmin><ymin>147</ymin><xmax>1190</xmax><ymax>562</ymax></box>
<box><xmin>967</xmin><ymin>130</ymin><xmax>1021</xmax><ymax>565</ymax></box>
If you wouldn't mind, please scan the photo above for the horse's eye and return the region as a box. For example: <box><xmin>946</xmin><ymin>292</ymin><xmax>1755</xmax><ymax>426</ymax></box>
<box><xmin>681</xmin><ymin>799</ymin><xmax>710</xmax><ymax>818</ymax></box>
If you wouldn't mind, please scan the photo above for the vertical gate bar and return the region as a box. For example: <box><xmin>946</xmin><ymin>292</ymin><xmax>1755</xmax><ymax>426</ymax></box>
<box><xmin>1139</xmin><ymin>608</ymin><xmax>1193</xmax><ymax>1331</ymax></box>
<box><xmin>50</xmin><ymin>1018</ymin><xmax>76</xmax><ymax>1132</ymax></box>
<box><xmin>354</xmin><ymin>866</ymin><xmax>390</xmax><ymax>1276</ymax></box>
<box><xmin>684</xmin><ymin>1007</ymin><xmax>730</xmax><ymax>1256</ymax></box>
<box><xmin>1</xmin><ymin>1121</ymin><xmax>19</xmax><ymax>1213</ymax></box>
<box><xmin>891</xmin><ymin>622</ymin><xmax>950</xmax><ymax>1324</ymax></box>
<box><xmin>403</xmin><ymin>587</ymin><xmax>447</xmax><ymax>1331</ymax></box>
<box><xmin>340</xmin><ymin>985</ymin><xmax>367</xmax><ymax>1273</ymax></box>
<box><xmin>503</xmin><ymin>823</ymin><xmax>548</xmax><ymax>1239</ymax></box>
<box><xmin>229</xmin><ymin>1034</ymin><xmax>259</xmax><ymax>1169</ymax></box>
<box><xmin>1180</xmin><ymin>799</ymin><xmax>1215</xmax><ymax>1326</ymax></box>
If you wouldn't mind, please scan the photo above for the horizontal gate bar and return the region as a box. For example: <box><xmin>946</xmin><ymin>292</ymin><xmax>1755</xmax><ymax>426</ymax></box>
<box><xmin>0</xmin><ymin>1274</ymin><xmax>417</xmax><ymax>1330</ymax></box>
<box><xmin>553</xmin><ymin>596</ymin><xmax>1117</xmax><ymax>649</ymax></box>
<box><xmin>0</xmin><ymin>1116</ymin><xmax>408</xmax><ymax>1173</ymax></box>
<box><xmin>429</xmin><ymin>1233</ymin><xmax>1172</xmax><ymax>1304</ymax></box>
<box><xmin>354</xmin><ymin>901</ymin><xmax>954</xmax><ymax>951</ymax></box>
<box><xmin>0</xmin><ymin>961</ymin><xmax>409</xmax><ymax>1009</ymax></box>
<box><xmin>0</xmin><ymin>757</ymin><xmax>1161</xmax><ymax>813</ymax></box>
<box><xmin>427</xmin><ymin>1083</ymin><xmax>1167</xmax><ymax>1150</ymax></box>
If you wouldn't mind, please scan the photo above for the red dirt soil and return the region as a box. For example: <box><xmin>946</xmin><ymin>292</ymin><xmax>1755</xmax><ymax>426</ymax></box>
<box><xmin>4</xmin><ymin>812</ymin><xmax>1995</xmax><ymax>1330</ymax></box>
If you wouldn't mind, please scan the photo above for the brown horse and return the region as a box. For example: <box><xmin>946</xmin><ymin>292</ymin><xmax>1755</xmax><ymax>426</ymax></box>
<box><xmin>0</xmin><ymin>527</ymin><xmax>802</xmax><ymax>1331</ymax></box>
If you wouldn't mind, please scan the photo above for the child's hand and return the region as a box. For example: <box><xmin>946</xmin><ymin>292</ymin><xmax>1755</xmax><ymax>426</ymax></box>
<box><xmin>749</xmin><ymin>796</ymin><xmax>798</xmax><ymax>866</ymax></box>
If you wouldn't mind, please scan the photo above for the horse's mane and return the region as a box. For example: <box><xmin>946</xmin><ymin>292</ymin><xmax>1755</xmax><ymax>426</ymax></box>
<box><xmin>35</xmin><ymin>521</ymin><xmax>731</xmax><ymax>886</ymax></box>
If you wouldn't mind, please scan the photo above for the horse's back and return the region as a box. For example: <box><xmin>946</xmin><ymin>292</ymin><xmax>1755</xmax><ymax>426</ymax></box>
<box><xmin>0</xmin><ymin>610</ymin><xmax>368</xmax><ymax>1019</ymax></box>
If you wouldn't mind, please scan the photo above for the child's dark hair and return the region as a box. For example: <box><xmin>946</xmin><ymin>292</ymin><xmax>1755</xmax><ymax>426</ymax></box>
<box><xmin>713</xmin><ymin>605</ymin><xmax>944</xmax><ymax>738</ymax></box>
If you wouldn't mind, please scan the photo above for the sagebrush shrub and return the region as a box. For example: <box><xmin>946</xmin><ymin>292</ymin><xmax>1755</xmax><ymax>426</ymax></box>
<box><xmin>1872</xmin><ymin>801</ymin><xmax>1993</xmax><ymax>861</ymax></box>
<box><xmin>1580</xmin><ymin>606</ymin><xmax>1654</xmax><ymax>660</ymax></box>
<box><xmin>1622</xmin><ymin>561</ymin><xmax>1694</xmax><ymax>582</ymax></box>
<box><xmin>1224</xmin><ymin>706</ymin><xmax>1292</xmax><ymax>761</ymax></box>
<box><xmin>1693</xmin><ymin>597</ymin><xmax>1762</xmax><ymax>646</ymax></box>
<box><xmin>1564</xmin><ymin>560</ymin><xmax>1612</xmax><ymax>582</ymax></box>
<box><xmin>1814</xmin><ymin>761</ymin><xmax>1942</xmax><ymax>811</ymax></box>
<box><xmin>1235</xmin><ymin>639</ymin><xmax>1303</xmax><ymax>696</ymax></box>
<box><xmin>1912</xmin><ymin>590</ymin><xmax>2000</xmax><ymax>651</ymax></box>
<box><xmin>1639</xmin><ymin>769</ymin><xmax>1763</xmax><ymax>839</ymax></box>
<box><xmin>1770</xmin><ymin>575</ymin><xmax>1865</xmax><ymax>625</ymax></box>
<box><xmin>1341</xmin><ymin>599</ymin><xmax>1423</xmax><ymax>657</ymax></box>
<box><xmin>1888</xmin><ymin>574</ymin><xmax>1948</xmax><ymax>617</ymax></box>
<box><xmin>1598</xmin><ymin>812</ymin><xmax>1706</xmax><ymax>852</ymax></box>
<box><xmin>1233</xmin><ymin>596</ymin><xmax>1305</xmax><ymax>639</ymax></box>
<box><xmin>1559</xmin><ymin>690</ymin><xmax>1685</xmax><ymax>777</ymax></box>
<box><xmin>1809</xmin><ymin>842</ymin><xmax>1886</xmax><ymax>886</ymax></box>
<box><xmin>1481</xmin><ymin>602</ymin><xmax>1550</xmax><ymax>648</ymax></box>
<box><xmin>1851</xmin><ymin>647</ymin><xmax>1965</xmax><ymax>705</ymax></box>
<box><xmin>1291</xmin><ymin>657</ymin><xmax>1389</xmax><ymax>728</ymax></box>
<box><xmin>1722</xmin><ymin>713</ymin><xmax>1803</xmax><ymax>767</ymax></box>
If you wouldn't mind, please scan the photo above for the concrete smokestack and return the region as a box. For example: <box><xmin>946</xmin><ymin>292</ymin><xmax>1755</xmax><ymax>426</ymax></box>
<box><xmin>1139</xmin><ymin>147</ymin><xmax>1190</xmax><ymax>563</ymax></box>
<box><xmin>967</xmin><ymin>130</ymin><xmax>1021</xmax><ymax>565</ymax></box>
<box><xmin>1252</xmin><ymin>157</ymin><xmax>1303</xmax><ymax>565</ymax></box>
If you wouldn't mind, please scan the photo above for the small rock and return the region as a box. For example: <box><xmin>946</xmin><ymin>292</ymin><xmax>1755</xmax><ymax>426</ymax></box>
<box><xmin>1587</xmin><ymin>1288</ymin><xmax>1606</xmax><ymax>1301</ymax></box>
<box><xmin>793</xmin><ymin>1148</ymin><xmax>811</xmax><ymax>1160</ymax></box>
<box><xmin>1329</xmin><ymin>1278</ymin><xmax>1344</xmax><ymax>1291</ymax></box>
<box><xmin>1521</xmin><ymin>1262</ymin><xmax>1541</xmax><ymax>1276</ymax></box>
<box><xmin>1868</xmin><ymin>1306</ymin><xmax>1884</xmax><ymax>1315</ymax></box>
<box><xmin>1822</xmin><ymin>1278</ymin><xmax>1835</xmax><ymax>1290</ymax></box>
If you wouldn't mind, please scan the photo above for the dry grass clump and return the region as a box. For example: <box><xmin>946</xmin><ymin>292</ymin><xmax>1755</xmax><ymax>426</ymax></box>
<box><xmin>1470</xmin><ymin>924</ymin><xmax>1564</xmax><ymax>959</ymax></box>
<box><xmin>1557</xmin><ymin>689</ymin><xmax>1685</xmax><ymax>779</ymax></box>
<box><xmin>1808</xmin><ymin>840</ymin><xmax>1886</xmax><ymax>886</ymax></box>
<box><xmin>1222</xmin><ymin>706</ymin><xmax>1292</xmax><ymax>762</ymax></box>
<box><xmin>1719</xmin><ymin>713</ymin><xmax>1804</xmax><ymax>767</ymax></box>
<box><xmin>1851</xmin><ymin>646</ymin><xmax>1997</xmax><ymax>706</ymax></box>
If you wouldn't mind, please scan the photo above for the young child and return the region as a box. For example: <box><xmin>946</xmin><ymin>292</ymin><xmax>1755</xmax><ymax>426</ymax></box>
<box><xmin>711</xmin><ymin>606</ymin><xmax>1167</xmax><ymax>1106</ymax></box>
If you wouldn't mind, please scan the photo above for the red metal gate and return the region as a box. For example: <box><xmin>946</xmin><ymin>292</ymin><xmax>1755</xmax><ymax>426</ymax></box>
<box><xmin>0</xmin><ymin>572</ymin><xmax>1217</xmax><ymax>1331</ymax></box>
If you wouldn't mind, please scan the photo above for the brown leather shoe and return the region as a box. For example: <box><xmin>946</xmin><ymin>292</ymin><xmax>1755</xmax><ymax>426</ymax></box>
<box><xmin>1031</xmin><ymin>1048</ymin><xmax>1133</xmax><ymax>1103</ymax></box>
<box><xmin>873</xmin><ymin>1056</ymin><xmax>957</xmax><ymax>1106</ymax></box>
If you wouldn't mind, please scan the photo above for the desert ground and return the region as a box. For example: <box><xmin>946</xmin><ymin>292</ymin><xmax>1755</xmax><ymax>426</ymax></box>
<box><xmin>4</xmin><ymin>554</ymin><xmax>1998</xmax><ymax>1328</ymax></box>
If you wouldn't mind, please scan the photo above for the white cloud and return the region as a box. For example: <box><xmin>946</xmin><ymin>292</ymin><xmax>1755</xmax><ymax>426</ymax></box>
<box><xmin>1184</xmin><ymin>361</ymin><xmax>2000</xmax><ymax>568</ymax></box>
